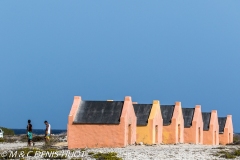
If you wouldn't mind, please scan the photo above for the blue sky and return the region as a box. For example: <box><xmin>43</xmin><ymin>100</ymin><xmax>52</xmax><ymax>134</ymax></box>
<box><xmin>0</xmin><ymin>1</ymin><xmax>240</xmax><ymax>131</ymax></box>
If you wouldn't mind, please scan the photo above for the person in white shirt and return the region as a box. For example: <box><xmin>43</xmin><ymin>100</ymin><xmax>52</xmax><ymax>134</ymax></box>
<box><xmin>44</xmin><ymin>120</ymin><xmax>51</xmax><ymax>145</ymax></box>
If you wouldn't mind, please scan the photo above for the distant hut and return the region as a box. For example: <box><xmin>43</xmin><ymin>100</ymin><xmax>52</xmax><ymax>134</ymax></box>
<box><xmin>67</xmin><ymin>96</ymin><xmax>137</xmax><ymax>149</ymax></box>
<box><xmin>133</xmin><ymin>100</ymin><xmax>163</xmax><ymax>145</ymax></box>
<box><xmin>182</xmin><ymin>105</ymin><xmax>203</xmax><ymax>144</ymax></box>
<box><xmin>202</xmin><ymin>110</ymin><xmax>219</xmax><ymax>145</ymax></box>
<box><xmin>218</xmin><ymin>115</ymin><xmax>233</xmax><ymax>145</ymax></box>
<box><xmin>161</xmin><ymin>102</ymin><xmax>184</xmax><ymax>144</ymax></box>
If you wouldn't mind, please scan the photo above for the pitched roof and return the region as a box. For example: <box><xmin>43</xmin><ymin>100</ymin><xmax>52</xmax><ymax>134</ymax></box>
<box><xmin>218</xmin><ymin>117</ymin><xmax>227</xmax><ymax>133</ymax></box>
<box><xmin>202</xmin><ymin>112</ymin><xmax>211</xmax><ymax>131</ymax></box>
<box><xmin>73</xmin><ymin>101</ymin><xmax>124</xmax><ymax>124</ymax></box>
<box><xmin>133</xmin><ymin>104</ymin><xmax>152</xmax><ymax>126</ymax></box>
<box><xmin>160</xmin><ymin>105</ymin><xmax>175</xmax><ymax>126</ymax></box>
<box><xmin>182</xmin><ymin>108</ymin><xmax>195</xmax><ymax>128</ymax></box>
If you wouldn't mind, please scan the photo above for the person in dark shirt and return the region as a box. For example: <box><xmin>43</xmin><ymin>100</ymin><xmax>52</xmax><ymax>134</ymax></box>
<box><xmin>26</xmin><ymin>119</ymin><xmax>34</xmax><ymax>146</ymax></box>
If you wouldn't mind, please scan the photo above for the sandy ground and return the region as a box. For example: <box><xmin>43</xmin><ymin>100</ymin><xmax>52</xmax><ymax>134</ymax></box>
<box><xmin>0</xmin><ymin>142</ymin><xmax>44</xmax><ymax>150</ymax></box>
<box><xmin>87</xmin><ymin>144</ymin><xmax>240</xmax><ymax>160</ymax></box>
<box><xmin>0</xmin><ymin>142</ymin><xmax>240</xmax><ymax>159</ymax></box>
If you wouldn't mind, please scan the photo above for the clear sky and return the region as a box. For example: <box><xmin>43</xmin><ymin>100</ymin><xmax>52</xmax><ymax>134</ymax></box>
<box><xmin>0</xmin><ymin>1</ymin><xmax>239</xmax><ymax>131</ymax></box>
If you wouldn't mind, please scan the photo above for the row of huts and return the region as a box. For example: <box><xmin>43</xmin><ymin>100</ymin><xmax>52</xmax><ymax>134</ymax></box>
<box><xmin>67</xmin><ymin>96</ymin><xmax>233</xmax><ymax>149</ymax></box>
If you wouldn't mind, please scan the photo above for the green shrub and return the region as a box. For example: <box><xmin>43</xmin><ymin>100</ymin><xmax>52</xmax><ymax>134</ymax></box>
<box><xmin>212</xmin><ymin>146</ymin><xmax>225</xmax><ymax>149</ymax></box>
<box><xmin>220</xmin><ymin>152</ymin><xmax>236</xmax><ymax>159</ymax></box>
<box><xmin>0</xmin><ymin>138</ymin><xmax>4</xmax><ymax>142</ymax></box>
<box><xmin>218</xmin><ymin>150</ymin><xmax>227</xmax><ymax>154</ymax></box>
<box><xmin>233</xmin><ymin>138</ymin><xmax>238</xmax><ymax>143</ymax></box>
<box><xmin>233</xmin><ymin>134</ymin><xmax>240</xmax><ymax>143</ymax></box>
<box><xmin>81</xmin><ymin>148</ymin><xmax>86</xmax><ymax>152</ymax></box>
<box><xmin>19</xmin><ymin>135</ymin><xmax>44</xmax><ymax>143</ymax></box>
<box><xmin>215</xmin><ymin>149</ymin><xmax>240</xmax><ymax>159</ymax></box>
<box><xmin>20</xmin><ymin>135</ymin><xmax>28</xmax><ymax>142</ymax></box>
<box><xmin>233</xmin><ymin>149</ymin><xmax>240</xmax><ymax>156</ymax></box>
<box><xmin>0</xmin><ymin>127</ymin><xmax>15</xmax><ymax>135</ymax></box>
<box><xmin>88</xmin><ymin>152</ymin><xmax>94</xmax><ymax>155</ymax></box>
<box><xmin>32</xmin><ymin>135</ymin><xmax>45</xmax><ymax>142</ymax></box>
<box><xmin>92</xmin><ymin>152</ymin><xmax>122</xmax><ymax>160</ymax></box>
<box><xmin>3</xmin><ymin>137</ymin><xmax>15</xmax><ymax>143</ymax></box>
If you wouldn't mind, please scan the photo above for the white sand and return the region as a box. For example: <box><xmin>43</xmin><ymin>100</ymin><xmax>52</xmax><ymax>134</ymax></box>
<box><xmin>0</xmin><ymin>142</ymin><xmax>239</xmax><ymax>160</ymax></box>
<box><xmin>0</xmin><ymin>142</ymin><xmax>44</xmax><ymax>150</ymax></box>
<box><xmin>87</xmin><ymin>144</ymin><xmax>238</xmax><ymax>160</ymax></box>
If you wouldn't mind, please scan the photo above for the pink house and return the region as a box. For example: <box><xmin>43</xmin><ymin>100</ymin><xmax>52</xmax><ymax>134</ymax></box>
<box><xmin>202</xmin><ymin>110</ymin><xmax>219</xmax><ymax>145</ymax></box>
<box><xmin>182</xmin><ymin>105</ymin><xmax>203</xmax><ymax>144</ymax></box>
<box><xmin>67</xmin><ymin>96</ymin><xmax>137</xmax><ymax>149</ymax></box>
<box><xmin>218</xmin><ymin>115</ymin><xmax>233</xmax><ymax>145</ymax></box>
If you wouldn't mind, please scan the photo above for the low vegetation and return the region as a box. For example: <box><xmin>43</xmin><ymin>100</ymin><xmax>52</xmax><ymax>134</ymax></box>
<box><xmin>233</xmin><ymin>134</ymin><xmax>240</xmax><ymax>144</ymax></box>
<box><xmin>0</xmin><ymin>136</ymin><xmax>17</xmax><ymax>143</ymax></box>
<box><xmin>19</xmin><ymin>135</ymin><xmax>46</xmax><ymax>143</ymax></box>
<box><xmin>0</xmin><ymin>127</ymin><xmax>15</xmax><ymax>135</ymax></box>
<box><xmin>214</xmin><ymin>148</ymin><xmax>240</xmax><ymax>159</ymax></box>
<box><xmin>32</xmin><ymin>135</ymin><xmax>45</xmax><ymax>142</ymax></box>
<box><xmin>91</xmin><ymin>152</ymin><xmax>123</xmax><ymax>160</ymax></box>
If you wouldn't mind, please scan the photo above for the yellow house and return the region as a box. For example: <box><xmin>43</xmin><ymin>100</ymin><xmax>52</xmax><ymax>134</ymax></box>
<box><xmin>133</xmin><ymin>100</ymin><xmax>163</xmax><ymax>144</ymax></box>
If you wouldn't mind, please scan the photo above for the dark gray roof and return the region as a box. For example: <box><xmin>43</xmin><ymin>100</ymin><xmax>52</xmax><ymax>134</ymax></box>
<box><xmin>202</xmin><ymin>112</ymin><xmax>211</xmax><ymax>131</ymax></box>
<box><xmin>133</xmin><ymin>104</ymin><xmax>152</xmax><ymax>126</ymax></box>
<box><xmin>218</xmin><ymin>117</ymin><xmax>227</xmax><ymax>134</ymax></box>
<box><xmin>160</xmin><ymin>105</ymin><xmax>175</xmax><ymax>126</ymax></box>
<box><xmin>73</xmin><ymin>101</ymin><xmax>124</xmax><ymax>124</ymax></box>
<box><xmin>182</xmin><ymin>108</ymin><xmax>195</xmax><ymax>128</ymax></box>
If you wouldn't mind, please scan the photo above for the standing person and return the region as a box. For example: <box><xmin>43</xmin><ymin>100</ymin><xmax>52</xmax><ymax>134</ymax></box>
<box><xmin>26</xmin><ymin>120</ymin><xmax>34</xmax><ymax>146</ymax></box>
<box><xmin>44</xmin><ymin>120</ymin><xmax>51</xmax><ymax>145</ymax></box>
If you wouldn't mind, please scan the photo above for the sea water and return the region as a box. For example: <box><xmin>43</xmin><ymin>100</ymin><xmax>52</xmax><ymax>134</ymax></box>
<box><xmin>12</xmin><ymin>129</ymin><xmax>66</xmax><ymax>135</ymax></box>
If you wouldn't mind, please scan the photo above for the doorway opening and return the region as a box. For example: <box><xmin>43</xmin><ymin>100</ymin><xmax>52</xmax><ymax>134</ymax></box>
<box><xmin>178</xmin><ymin>124</ymin><xmax>180</xmax><ymax>143</ymax></box>
<box><xmin>229</xmin><ymin>133</ymin><xmax>231</xmax><ymax>144</ymax></box>
<box><xmin>198</xmin><ymin>127</ymin><xmax>201</xmax><ymax>144</ymax></box>
<box><xmin>155</xmin><ymin>125</ymin><xmax>158</xmax><ymax>144</ymax></box>
<box><xmin>214</xmin><ymin>131</ymin><xmax>217</xmax><ymax>145</ymax></box>
<box><xmin>128</xmin><ymin>124</ymin><xmax>131</xmax><ymax>145</ymax></box>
